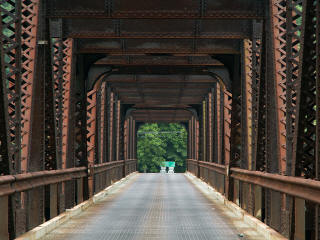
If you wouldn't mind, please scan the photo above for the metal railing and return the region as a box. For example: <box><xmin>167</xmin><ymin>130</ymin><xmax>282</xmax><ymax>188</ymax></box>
<box><xmin>187</xmin><ymin>159</ymin><xmax>320</xmax><ymax>237</ymax></box>
<box><xmin>187</xmin><ymin>159</ymin><xmax>320</xmax><ymax>204</ymax></box>
<box><xmin>0</xmin><ymin>159</ymin><xmax>137</xmax><ymax>239</ymax></box>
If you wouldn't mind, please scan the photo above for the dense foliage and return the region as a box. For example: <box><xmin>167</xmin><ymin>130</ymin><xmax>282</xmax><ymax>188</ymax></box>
<box><xmin>137</xmin><ymin>123</ymin><xmax>187</xmax><ymax>173</ymax></box>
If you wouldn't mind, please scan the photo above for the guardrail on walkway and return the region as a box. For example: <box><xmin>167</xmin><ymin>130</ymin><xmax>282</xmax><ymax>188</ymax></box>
<box><xmin>187</xmin><ymin>159</ymin><xmax>320</xmax><ymax>238</ymax></box>
<box><xmin>0</xmin><ymin>159</ymin><xmax>137</xmax><ymax>240</ymax></box>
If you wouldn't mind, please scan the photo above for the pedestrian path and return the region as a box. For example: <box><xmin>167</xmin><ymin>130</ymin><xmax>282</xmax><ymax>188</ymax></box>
<box><xmin>41</xmin><ymin>173</ymin><xmax>265</xmax><ymax>240</ymax></box>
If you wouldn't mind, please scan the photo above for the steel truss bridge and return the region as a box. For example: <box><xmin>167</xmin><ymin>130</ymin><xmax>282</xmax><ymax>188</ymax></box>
<box><xmin>0</xmin><ymin>0</ymin><xmax>319</xmax><ymax>239</ymax></box>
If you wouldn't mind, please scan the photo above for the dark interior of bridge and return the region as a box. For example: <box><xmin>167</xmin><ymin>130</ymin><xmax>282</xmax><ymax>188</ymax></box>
<box><xmin>1</xmin><ymin>0</ymin><xmax>320</xmax><ymax>239</ymax></box>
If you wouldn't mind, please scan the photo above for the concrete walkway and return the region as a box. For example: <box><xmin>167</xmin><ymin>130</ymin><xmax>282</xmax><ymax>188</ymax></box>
<box><xmin>41</xmin><ymin>174</ymin><xmax>265</xmax><ymax>240</ymax></box>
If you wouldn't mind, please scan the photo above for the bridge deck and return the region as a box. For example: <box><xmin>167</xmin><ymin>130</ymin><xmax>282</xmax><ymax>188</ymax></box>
<box><xmin>41</xmin><ymin>174</ymin><xmax>265</xmax><ymax>240</ymax></box>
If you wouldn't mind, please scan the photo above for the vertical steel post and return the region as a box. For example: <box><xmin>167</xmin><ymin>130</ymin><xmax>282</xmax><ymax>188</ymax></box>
<box><xmin>208</xmin><ymin>93</ymin><xmax>213</xmax><ymax>162</ymax></box>
<box><xmin>202</xmin><ymin>100</ymin><xmax>206</xmax><ymax>161</ymax></box>
<box><xmin>216</xmin><ymin>83</ymin><xmax>222</xmax><ymax>164</ymax></box>
<box><xmin>316</xmin><ymin>1</ymin><xmax>320</xmax><ymax>239</ymax></box>
<box><xmin>223</xmin><ymin>88</ymin><xmax>232</xmax><ymax>199</ymax></box>
<box><xmin>100</xmin><ymin>82</ymin><xmax>106</xmax><ymax>164</ymax></box>
<box><xmin>116</xmin><ymin>100</ymin><xmax>121</xmax><ymax>161</ymax></box>
<box><xmin>87</xmin><ymin>84</ymin><xmax>97</xmax><ymax>196</ymax></box>
<box><xmin>109</xmin><ymin>92</ymin><xmax>114</xmax><ymax>161</ymax></box>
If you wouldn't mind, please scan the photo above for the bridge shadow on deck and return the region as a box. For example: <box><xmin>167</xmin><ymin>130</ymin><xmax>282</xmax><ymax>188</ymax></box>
<box><xmin>40</xmin><ymin>174</ymin><xmax>264</xmax><ymax>240</ymax></box>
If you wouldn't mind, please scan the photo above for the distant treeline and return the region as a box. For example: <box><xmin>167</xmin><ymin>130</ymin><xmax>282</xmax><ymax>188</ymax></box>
<box><xmin>137</xmin><ymin>123</ymin><xmax>187</xmax><ymax>173</ymax></box>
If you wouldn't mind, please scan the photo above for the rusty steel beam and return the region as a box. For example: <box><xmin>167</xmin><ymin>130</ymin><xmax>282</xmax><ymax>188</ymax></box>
<box><xmin>287</xmin><ymin>0</ymin><xmax>302</xmax><ymax>177</ymax></box>
<box><xmin>48</xmin><ymin>0</ymin><xmax>263</xmax><ymax>20</ymax></box>
<box><xmin>51</xmin><ymin>38</ymin><xmax>64</xmax><ymax>170</ymax></box>
<box><xmin>99</xmin><ymin>82</ymin><xmax>106</xmax><ymax>164</ymax></box>
<box><xmin>208</xmin><ymin>92</ymin><xmax>213</xmax><ymax>162</ymax></box>
<box><xmin>77</xmin><ymin>38</ymin><xmax>240</xmax><ymax>54</ymax></box>
<box><xmin>74</xmin><ymin>55</ymin><xmax>87</xmax><ymax>168</ymax></box>
<box><xmin>104</xmin><ymin>74</ymin><xmax>217</xmax><ymax>83</ymax></box>
<box><xmin>65</xmin><ymin>17</ymin><xmax>252</xmax><ymax>39</ymax></box>
<box><xmin>133</xmin><ymin>120</ymin><xmax>137</xmax><ymax>159</ymax></box>
<box><xmin>196</xmin><ymin>119</ymin><xmax>199</xmax><ymax>161</ymax></box>
<box><xmin>78</xmin><ymin>48</ymin><xmax>240</xmax><ymax>55</ymax></box>
<box><xmin>202</xmin><ymin>99</ymin><xmax>206</xmax><ymax>161</ymax></box>
<box><xmin>216</xmin><ymin>83</ymin><xmax>222</xmax><ymax>164</ymax></box>
<box><xmin>112</xmin><ymin>94</ymin><xmax>117</xmax><ymax>161</ymax></box>
<box><xmin>251</xmin><ymin>20</ymin><xmax>263</xmax><ymax>172</ymax></box>
<box><xmin>241</xmin><ymin>39</ymin><xmax>252</xmax><ymax>170</ymax></box>
<box><xmin>316</xmin><ymin>1</ymin><xmax>320</xmax><ymax>238</ymax></box>
<box><xmin>223</xmin><ymin>89</ymin><xmax>232</xmax><ymax>167</ymax></box>
<box><xmin>61</xmin><ymin>39</ymin><xmax>73</xmax><ymax>169</ymax></box>
<box><xmin>49</xmin><ymin>12</ymin><xmax>262</xmax><ymax>20</ymax></box>
<box><xmin>0</xmin><ymin>12</ymin><xmax>9</xmax><ymax>176</ymax></box>
<box><xmin>128</xmin><ymin>117</ymin><xmax>133</xmax><ymax>159</ymax></box>
<box><xmin>116</xmin><ymin>100</ymin><xmax>121</xmax><ymax>161</ymax></box>
<box><xmin>101</xmin><ymin>83</ymin><xmax>108</xmax><ymax>163</ymax></box>
<box><xmin>86</xmin><ymin>81</ymin><xmax>99</xmax><ymax>196</ymax></box>
<box><xmin>124</xmin><ymin>119</ymin><xmax>128</xmax><ymax>160</ymax></box>
<box><xmin>115</xmin><ymin>88</ymin><xmax>209</xmax><ymax>94</ymax></box>
<box><xmin>1</xmin><ymin>0</ymin><xmax>22</xmax><ymax>176</ymax></box>
<box><xmin>20</xmin><ymin>0</ymin><xmax>40</xmax><ymax>173</ymax></box>
<box><xmin>119</xmin><ymin>103</ymin><xmax>125</xmax><ymax>161</ymax></box>
<box><xmin>291</xmin><ymin>2</ymin><xmax>320</xmax><ymax>238</ymax></box>
<box><xmin>109</xmin><ymin>91</ymin><xmax>114</xmax><ymax>161</ymax></box>
<box><xmin>118</xmin><ymin>92</ymin><xmax>208</xmax><ymax>98</ymax></box>
<box><xmin>95</xmin><ymin>55</ymin><xmax>223</xmax><ymax>66</ymax></box>
<box><xmin>271</xmin><ymin>0</ymin><xmax>287</xmax><ymax>175</ymax></box>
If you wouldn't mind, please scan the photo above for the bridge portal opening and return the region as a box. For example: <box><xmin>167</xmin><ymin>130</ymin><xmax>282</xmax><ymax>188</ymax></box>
<box><xmin>137</xmin><ymin>123</ymin><xmax>187</xmax><ymax>173</ymax></box>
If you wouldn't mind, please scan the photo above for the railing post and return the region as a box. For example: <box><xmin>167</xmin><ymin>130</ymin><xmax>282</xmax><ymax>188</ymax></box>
<box><xmin>294</xmin><ymin>198</ymin><xmax>305</xmax><ymax>240</ymax></box>
<box><xmin>76</xmin><ymin>178</ymin><xmax>84</xmax><ymax>204</ymax></box>
<box><xmin>88</xmin><ymin>163</ymin><xmax>94</xmax><ymax>197</ymax></box>
<box><xmin>50</xmin><ymin>184</ymin><xmax>58</xmax><ymax>219</ymax></box>
<box><xmin>0</xmin><ymin>196</ymin><xmax>9</xmax><ymax>239</ymax></box>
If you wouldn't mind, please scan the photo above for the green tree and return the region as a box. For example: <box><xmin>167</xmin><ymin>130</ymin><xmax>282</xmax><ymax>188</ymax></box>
<box><xmin>137</xmin><ymin>123</ymin><xmax>187</xmax><ymax>173</ymax></box>
<box><xmin>158</xmin><ymin>123</ymin><xmax>187</xmax><ymax>172</ymax></box>
<box><xmin>137</xmin><ymin>123</ymin><xmax>166</xmax><ymax>172</ymax></box>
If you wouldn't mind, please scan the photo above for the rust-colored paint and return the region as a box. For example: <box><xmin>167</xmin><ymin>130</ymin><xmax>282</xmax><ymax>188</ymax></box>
<box><xmin>116</xmin><ymin>100</ymin><xmax>121</xmax><ymax>161</ymax></box>
<box><xmin>100</xmin><ymin>82</ymin><xmax>106</xmax><ymax>163</ymax></box>
<box><xmin>208</xmin><ymin>93</ymin><xmax>213</xmax><ymax>162</ymax></box>
<box><xmin>190</xmin><ymin>117</ymin><xmax>193</xmax><ymax>159</ymax></box>
<box><xmin>271</xmin><ymin>0</ymin><xmax>287</xmax><ymax>174</ymax></box>
<box><xmin>61</xmin><ymin>39</ymin><xmax>73</xmax><ymax>169</ymax></box>
<box><xmin>202</xmin><ymin>100</ymin><xmax>206</xmax><ymax>161</ymax></box>
<box><xmin>21</xmin><ymin>0</ymin><xmax>40</xmax><ymax>173</ymax></box>
<box><xmin>244</xmin><ymin>39</ymin><xmax>253</xmax><ymax>170</ymax></box>
<box><xmin>196</xmin><ymin>120</ymin><xmax>199</xmax><ymax>161</ymax></box>
<box><xmin>124</xmin><ymin>119</ymin><xmax>128</xmax><ymax>160</ymax></box>
<box><xmin>132</xmin><ymin>120</ymin><xmax>136</xmax><ymax>159</ymax></box>
<box><xmin>87</xmin><ymin>87</ymin><xmax>97</xmax><ymax>167</ymax></box>
<box><xmin>109</xmin><ymin>92</ymin><xmax>114</xmax><ymax>161</ymax></box>
<box><xmin>224</xmin><ymin>90</ymin><xmax>232</xmax><ymax>167</ymax></box>
<box><xmin>216</xmin><ymin>83</ymin><xmax>221</xmax><ymax>164</ymax></box>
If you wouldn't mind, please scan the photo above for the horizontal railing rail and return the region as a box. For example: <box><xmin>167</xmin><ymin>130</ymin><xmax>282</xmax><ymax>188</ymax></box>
<box><xmin>0</xmin><ymin>159</ymin><xmax>138</xmax><ymax>239</ymax></box>
<box><xmin>93</xmin><ymin>160</ymin><xmax>125</xmax><ymax>174</ymax></box>
<box><xmin>125</xmin><ymin>159</ymin><xmax>138</xmax><ymax>164</ymax></box>
<box><xmin>0</xmin><ymin>160</ymin><xmax>138</xmax><ymax>197</ymax></box>
<box><xmin>187</xmin><ymin>159</ymin><xmax>320</xmax><ymax>204</ymax></box>
<box><xmin>198</xmin><ymin>161</ymin><xmax>226</xmax><ymax>176</ymax></box>
<box><xmin>230</xmin><ymin>168</ymin><xmax>320</xmax><ymax>205</ymax></box>
<box><xmin>0</xmin><ymin>167</ymin><xmax>87</xmax><ymax>197</ymax></box>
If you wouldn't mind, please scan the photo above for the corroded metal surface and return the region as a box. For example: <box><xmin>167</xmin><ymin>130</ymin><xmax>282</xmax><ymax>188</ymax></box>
<box><xmin>41</xmin><ymin>174</ymin><xmax>263</xmax><ymax>240</ymax></box>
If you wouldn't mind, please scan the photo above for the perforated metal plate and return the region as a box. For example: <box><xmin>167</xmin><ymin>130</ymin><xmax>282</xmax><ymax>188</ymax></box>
<box><xmin>41</xmin><ymin>174</ymin><xmax>264</xmax><ymax>240</ymax></box>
